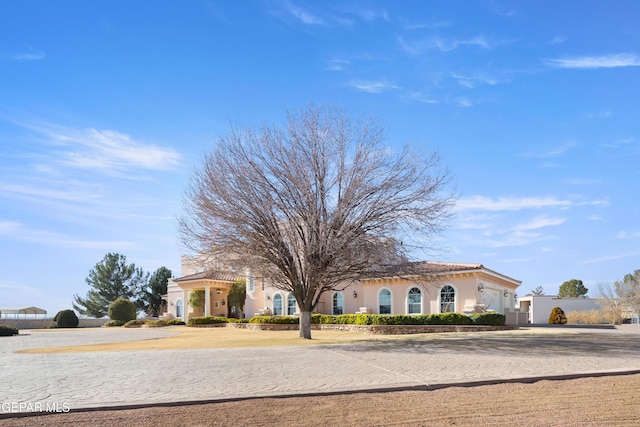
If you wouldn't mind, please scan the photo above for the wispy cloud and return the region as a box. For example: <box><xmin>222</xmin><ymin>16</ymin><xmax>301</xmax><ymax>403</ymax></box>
<box><xmin>578</xmin><ymin>249</ymin><xmax>640</xmax><ymax>264</ymax></box>
<box><xmin>452</xmin><ymin>73</ymin><xmax>498</xmax><ymax>88</ymax></box>
<box><xmin>548</xmin><ymin>36</ymin><xmax>568</xmax><ymax>45</ymax></box>
<box><xmin>286</xmin><ymin>2</ymin><xmax>325</xmax><ymax>25</ymax></box>
<box><xmin>547</xmin><ymin>53</ymin><xmax>640</xmax><ymax>69</ymax></box>
<box><xmin>409</xmin><ymin>91</ymin><xmax>439</xmax><ymax>104</ymax></box>
<box><xmin>513</xmin><ymin>215</ymin><xmax>566</xmax><ymax>231</ymax></box>
<box><xmin>434</xmin><ymin>35</ymin><xmax>494</xmax><ymax>52</ymax></box>
<box><xmin>520</xmin><ymin>141</ymin><xmax>575</xmax><ymax>158</ymax></box>
<box><xmin>21</xmin><ymin>122</ymin><xmax>182</xmax><ymax>177</ymax></box>
<box><xmin>602</xmin><ymin>137</ymin><xmax>635</xmax><ymax>149</ymax></box>
<box><xmin>455</xmin><ymin>97</ymin><xmax>473</xmax><ymax>107</ymax></box>
<box><xmin>9</xmin><ymin>48</ymin><xmax>46</xmax><ymax>61</ymax></box>
<box><xmin>401</xmin><ymin>17</ymin><xmax>450</xmax><ymax>30</ymax></box>
<box><xmin>457</xmin><ymin>196</ymin><xmax>574</xmax><ymax>212</ymax></box>
<box><xmin>325</xmin><ymin>58</ymin><xmax>350</xmax><ymax>71</ymax></box>
<box><xmin>582</xmin><ymin>110</ymin><xmax>612</xmax><ymax>120</ymax></box>
<box><xmin>347</xmin><ymin>80</ymin><xmax>399</xmax><ymax>94</ymax></box>
<box><xmin>0</xmin><ymin>220</ymin><xmax>135</xmax><ymax>249</ymax></box>
<box><xmin>615</xmin><ymin>231</ymin><xmax>640</xmax><ymax>239</ymax></box>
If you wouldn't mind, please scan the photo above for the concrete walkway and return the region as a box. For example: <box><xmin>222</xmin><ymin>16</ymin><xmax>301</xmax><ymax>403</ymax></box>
<box><xmin>1</xmin><ymin>326</ymin><xmax>640</xmax><ymax>414</ymax></box>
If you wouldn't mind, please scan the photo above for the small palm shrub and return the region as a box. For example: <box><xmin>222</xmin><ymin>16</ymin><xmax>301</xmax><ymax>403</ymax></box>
<box><xmin>108</xmin><ymin>298</ymin><xmax>137</xmax><ymax>323</ymax></box>
<box><xmin>548</xmin><ymin>306</ymin><xmax>568</xmax><ymax>324</ymax></box>
<box><xmin>0</xmin><ymin>324</ymin><xmax>19</xmax><ymax>336</ymax></box>
<box><xmin>53</xmin><ymin>309</ymin><xmax>79</xmax><ymax>328</ymax></box>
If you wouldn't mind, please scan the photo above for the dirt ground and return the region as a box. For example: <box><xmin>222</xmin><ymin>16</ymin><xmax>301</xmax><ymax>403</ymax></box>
<box><xmin>3</xmin><ymin>373</ymin><xmax>639</xmax><ymax>426</ymax></box>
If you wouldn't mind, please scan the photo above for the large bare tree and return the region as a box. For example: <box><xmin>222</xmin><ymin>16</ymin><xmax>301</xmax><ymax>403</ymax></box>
<box><xmin>179</xmin><ymin>104</ymin><xmax>455</xmax><ymax>338</ymax></box>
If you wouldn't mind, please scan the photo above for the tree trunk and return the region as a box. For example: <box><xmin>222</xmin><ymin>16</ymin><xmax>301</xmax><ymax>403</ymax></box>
<box><xmin>299</xmin><ymin>310</ymin><xmax>312</xmax><ymax>339</ymax></box>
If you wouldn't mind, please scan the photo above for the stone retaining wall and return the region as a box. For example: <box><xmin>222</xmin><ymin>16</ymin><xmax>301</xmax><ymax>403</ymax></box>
<box><xmin>0</xmin><ymin>318</ymin><xmax>109</xmax><ymax>329</ymax></box>
<box><xmin>225</xmin><ymin>322</ymin><xmax>514</xmax><ymax>334</ymax></box>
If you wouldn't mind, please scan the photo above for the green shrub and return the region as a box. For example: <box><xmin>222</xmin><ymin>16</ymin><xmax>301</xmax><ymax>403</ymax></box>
<box><xmin>226</xmin><ymin>318</ymin><xmax>248</xmax><ymax>323</ymax></box>
<box><xmin>187</xmin><ymin>316</ymin><xmax>229</xmax><ymax>326</ymax></box>
<box><xmin>248</xmin><ymin>315</ymin><xmax>299</xmax><ymax>324</ymax></box>
<box><xmin>167</xmin><ymin>319</ymin><xmax>186</xmax><ymax>325</ymax></box>
<box><xmin>124</xmin><ymin>319</ymin><xmax>147</xmax><ymax>328</ymax></box>
<box><xmin>104</xmin><ymin>320</ymin><xmax>125</xmax><ymax>327</ymax></box>
<box><xmin>108</xmin><ymin>298</ymin><xmax>137</xmax><ymax>323</ymax></box>
<box><xmin>470</xmin><ymin>312</ymin><xmax>506</xmax><ymax>326</ymax></box>
<box><xmin>52</xmin><ymin>309</ymin><xmax>79</xmax><ymax>328</ymax></box>
<box><xmin>0</xmin><ymin>324</ymin><xmax>19</xmax><ymax>336</ymax></box>
<box><xmin>548</xmin><ymin>306</ymin><xmax>568</xmax><ymax>324</ymax></box>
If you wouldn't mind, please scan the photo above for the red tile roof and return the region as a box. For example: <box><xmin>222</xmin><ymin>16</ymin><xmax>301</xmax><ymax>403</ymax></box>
<box><xmin>173</xmin><ymin>270</ymin><xmax>242</xmax><ymax>283</ymax></box>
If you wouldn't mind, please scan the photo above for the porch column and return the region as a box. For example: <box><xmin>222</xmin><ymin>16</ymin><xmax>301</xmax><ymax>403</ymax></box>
<box><xmin>205</xmin><ymin>286</ymin><xmax>211</xmax><ymax>316</ymax></box>
<box><xmin>183</xmin><ymin>288</ymin><xmax>189</xmax><ymax>323</ymax></box>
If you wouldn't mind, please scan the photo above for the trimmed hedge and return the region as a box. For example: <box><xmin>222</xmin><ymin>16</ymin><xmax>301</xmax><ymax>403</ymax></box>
<box><xmin>124</xmin><ymin>319</ymin><xmax>187</xmax><ymax>328</ymax></box>
<box><xmin>188</xmin><ymin>316</ymin><xmax>229</xmax><ymax>326</ymax></box>
<box><xmin>0</xmin><ymin>324</ymin><xmax>19</xmax><ymax>336</ymax></box>
<box><xmin>108</xmin><ymin>298</ymin><xmax>137</xmax><ymax>323</ymax></box>
<box><xmin>249</xmin><ymin>315</ymin><xmax>299</xmax><ymax>324</ymax></box>
<box><xmin>184</xmin><ymin>313</ymin><xmax>507</xmax><ymax>327</ymax></box>
<box><xmin>469</xmin><ymin>312</ymin><xmax>506</xmax><ymax>326</ymax></box>
<box><xmin>53</xmin><ymin>309</ymin><xmax>79</xmax><ymax>328</ymax></box>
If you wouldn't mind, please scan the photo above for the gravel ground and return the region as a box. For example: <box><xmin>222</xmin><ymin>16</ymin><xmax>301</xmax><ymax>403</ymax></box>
<box><xmin>3</xmin><ymin>373</ymin><xmax>639</xmax><ymax>427</ymax></box>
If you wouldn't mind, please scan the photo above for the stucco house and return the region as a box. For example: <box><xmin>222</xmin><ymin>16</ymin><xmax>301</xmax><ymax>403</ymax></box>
<box><xmin>165</xmin><ymin>255</ymin><xmax>521</xmax><ymax>322</ymax></box>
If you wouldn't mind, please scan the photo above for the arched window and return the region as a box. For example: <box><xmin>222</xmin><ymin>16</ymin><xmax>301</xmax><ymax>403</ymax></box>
<box><xmin>379</xmin><ymin>289</ymin><xmax>392</xmax><ymax>314</ymax></box>
<box><xmin>408</xmin><ymin>287</ymin><xmax>422</xmax><ymax>314</ymax></box>
<box><xmin>287</xmin><ymin>294</ymin><xmax>297</xmax><ymax>315</ymax></box>
<box><xmin>176</xmin><ymin>299</ymin><xmax>183</xmax><ymax>318</ymax></box>
<box><xmin>273</xmin><ymin>294</ymin><xmax>283</xmax><ymax>316</ymax></box>
<box><xmin>332</xmin><ymin>292</ymin><xmax>343</xmax><ymax>315</ymax></box>
<box><xmin>440</xmin><ymin>285</ymin><xmax>455</xmax><ymax>313</ymax></box>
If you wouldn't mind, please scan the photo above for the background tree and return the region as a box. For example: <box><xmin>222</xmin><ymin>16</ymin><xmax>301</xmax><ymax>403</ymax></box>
<box><xmin>531</xmin><ymin>285</ymin><xmax>545</xmax><ymax>296</ymax></box>
<box><xmin>141</xmin><ymin>266</ymin><xmax>172</xmax><ymax>317</ymax></box>
<box><xmin>73</xmin><ymin>253</ymin><xmax>149</xmax><ymax>318</ymax></box>
<box><xmin>615</xmin><ymin>269</ymin><xmax>640</xmax><ymax>316</ymax></box>
<box><xmin>558</xmin><ymin>279</ymin><xmax>588</xmax><ymax>298</ymax></box>
<box><xmin>595</xmin><ymin>282</ymin><xmax>625</xmax><ymax>324</ymax></box>
<box><xmin>179</xmin><ymin>104</ymin><xmax>455</xmax><ymax>338</ymax></box>
<box><xmin>228</xmin><ymin>279</ymin><xmax>247</xmax><ymax>318</ymax></box>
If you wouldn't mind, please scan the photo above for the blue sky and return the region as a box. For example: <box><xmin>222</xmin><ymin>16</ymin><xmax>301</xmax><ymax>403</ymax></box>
<box><xmin>1</xmin><ymin>1</ymin><xmax>639</xmax><ymax>315</ymax></box>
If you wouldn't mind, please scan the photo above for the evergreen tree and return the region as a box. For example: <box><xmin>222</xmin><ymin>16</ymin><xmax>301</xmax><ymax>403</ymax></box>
<box><xmin>73</xmin><ymin>253</ymin><xmax>149</xmax><ymax>318</ymax></box>
<box><xmin>558</xmin><ymin>279</ymin><xmax>588</xmax><ymax>298</ymax></box>
<box><xmin>141</xmin><ymin>266</ymin><xmax>172</xmax><ymax>317</ymax></box>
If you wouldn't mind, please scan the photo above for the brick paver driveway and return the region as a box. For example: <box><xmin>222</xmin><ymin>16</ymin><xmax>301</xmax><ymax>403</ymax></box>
<box><xmin>1</xmin><ymin>326</ymin><xmax>639</xmax><ymax>413</ymax></box>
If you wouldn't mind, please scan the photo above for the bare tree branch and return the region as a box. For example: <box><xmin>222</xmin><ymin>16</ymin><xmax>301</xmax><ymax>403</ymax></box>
<box><xmin>179</xmin><ymin>104</ymin><xmax>456</xmax><ymax>338</ymax></box>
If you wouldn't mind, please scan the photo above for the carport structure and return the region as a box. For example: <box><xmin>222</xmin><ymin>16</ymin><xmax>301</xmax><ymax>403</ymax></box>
<box><xmin>0</xmin><ymin>306</ymin><xmax>47</xmax><ymax>319</ymax></box>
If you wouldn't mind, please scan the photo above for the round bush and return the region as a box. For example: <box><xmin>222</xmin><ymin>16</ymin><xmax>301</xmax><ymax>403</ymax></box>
<box><xmin>108</xmin><ymin>298</ymin><xmax>137</xmax><ymax>323</ymax></box>
<box><xmin>0</xmin><ymin>324</ymin><xmax>19</xmax><ymax>336</ymax></box>
<box><xmin>53</xmin><ymin>309</ymin><xmax>79</xmax><ymax>328</ymax></box>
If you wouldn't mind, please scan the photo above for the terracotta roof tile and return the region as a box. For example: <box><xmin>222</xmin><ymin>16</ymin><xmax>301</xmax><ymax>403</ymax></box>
<box><xmin>173</xmin><ymin>270</ymin><xmax>242</xmax><ymax>283</ymax></box>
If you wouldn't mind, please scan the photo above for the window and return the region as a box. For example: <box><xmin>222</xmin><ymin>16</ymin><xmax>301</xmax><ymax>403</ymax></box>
<box><xmin>379</xmin><ymin>289</ymin><xmax>391</xmax><ymax>314</ymax></box>
<box><xmin>248</xmin><ymin>272</ymin><xmax>255</xmax><ymax>292</ymax></box>
<box><xmin>332</xmin><ymin>292</ymin><xmax>343</xmax><ymax>315</ymax></box>
<box><xmin>273</xmin><ymin>294</ymin><xmax>283</xmax><ymax>315</ymax></box>
<box><xmin>440</xmin><ymin>285</ymin><xmax>455</xmax><ymax>313</ymax></box>
<box><xmin>408</xmin><ymin>287</ymin><xmax>422</xmax><ymax>314</ymax></box>
<box><xmin>287</xmin><ymin>294</ymin><xmax>297</xmax><ymax>315</ymax></box>
<box><xmin>176</xmin><ymin>299</ymin><xmax>183</xmax><ymax>318</ymax></box>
